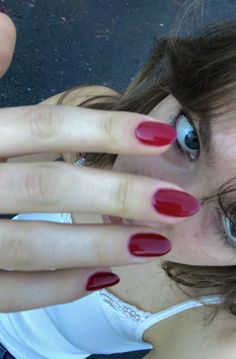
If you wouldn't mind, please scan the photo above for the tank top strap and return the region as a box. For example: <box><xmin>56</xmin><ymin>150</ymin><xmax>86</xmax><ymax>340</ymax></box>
<box><xmin>137</xmin><ymin>295</ymin><xmax>223</xmax><ymax>341</ymax></box>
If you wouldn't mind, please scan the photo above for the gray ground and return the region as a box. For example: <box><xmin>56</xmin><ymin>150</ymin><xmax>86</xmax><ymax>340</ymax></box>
<box><xmin>0</xmin><ymin>1</ymin><xmax>235</xmax><ymax>358</ymax></box>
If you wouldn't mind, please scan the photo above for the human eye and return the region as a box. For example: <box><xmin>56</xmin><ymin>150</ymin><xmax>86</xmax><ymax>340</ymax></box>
<box><xmin>170</xmin><ymin>111</ymin><xmax>236</xmax><ymax>252</ymax></box>
<box><xmin>222</xmin><ymin>212</ymin><xmax>236</xmax><ymax>249</ymax></box>
<box><xmin>171</xmin><ymin>112</ymin><xmax>200</xmax><ymax>161</ymax></box>
<box><xmin>213</xmin><ymin>208</ymin><xmax>236</xmax><ymax>250</ymax></box>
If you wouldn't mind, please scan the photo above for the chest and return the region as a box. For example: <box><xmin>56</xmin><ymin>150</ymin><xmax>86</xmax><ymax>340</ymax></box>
<box><xmin>71</xmin><ymin>213</ymin><xmax>229</xmax><ymax>355</ymax></box>
<box><xmin>107</xmin><ymin>264</ymin><xmax>231</xmax><ymax>356</ymax></box>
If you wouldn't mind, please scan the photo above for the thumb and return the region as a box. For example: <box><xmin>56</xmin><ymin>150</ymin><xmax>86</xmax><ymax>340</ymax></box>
<box><xmin>0</xmin><ymin>12</ymin><xmax>16</xmax><ymax>78</ymax></box>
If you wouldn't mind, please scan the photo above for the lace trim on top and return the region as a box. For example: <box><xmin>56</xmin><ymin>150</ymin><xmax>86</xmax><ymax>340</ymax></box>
<box><xmin>60</xmin><ymin>212</ymin><xmax>73</xmax><ymax>224</ymax></box>
<box><xmin>59</xmin><ymin>210</ymin><xmax>151</xmax><ymax>323</ymax></box>
<box><xmin>95</xmin><ymin>289</ymin><xmax>153</xmax><ymax>323</ymax></box>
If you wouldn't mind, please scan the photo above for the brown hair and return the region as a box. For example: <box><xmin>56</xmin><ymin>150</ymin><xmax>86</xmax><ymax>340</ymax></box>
<box><xmin>56</xmin><ymin>1</ymin><xmax>236</xmax><ymax>322</ymax></box>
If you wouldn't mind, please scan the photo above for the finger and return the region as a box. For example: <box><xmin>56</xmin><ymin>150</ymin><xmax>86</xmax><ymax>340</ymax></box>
<box><xmin>0</xmin><ymin>220</ymin><xmax>171</xmax><ymax>271</ymax></box>
<box><xmin>0</xmin><ymin>105</ymin><xmax>176</xmax><ymax>158</ymax></box>
<box><xmin>0</xmin><ymin>162</ymin><xmax>200</xmax><ymax>224</ymax></box>
<box><xmin>0</xmin><ymin>267</ymin><xmax>117</xmax><ymax>312</ymax></box>
<box><xmin>0</xmin><ymin>12</ymin><xmax>16</xmax><ymax>78</ymax></box>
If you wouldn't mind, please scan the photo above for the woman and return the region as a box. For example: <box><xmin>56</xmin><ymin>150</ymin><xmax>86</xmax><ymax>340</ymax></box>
<box><xmin>0</xmin><ymin>5</ymin><xmax>236</xmax><ymax>359</ymax></box>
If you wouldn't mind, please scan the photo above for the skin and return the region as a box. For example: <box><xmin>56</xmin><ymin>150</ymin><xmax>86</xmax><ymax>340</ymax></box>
<box><xmin>60</xmin><ymin>89</ymin><xmax>236</xmax><ymax>357</ymax></box>
<box><xmin>100</xmin><ymin>96</ymin><xmax>236</xmax><ymax>357</ymax></box>
<box><xmin>0</xmin><ymin>12</ymin><xmax>201</xmax><ymax>313</ymax></box>
<box><xmin>0</xmin><ymin>9</ymin><xmax>235</xmax><ymax>359</ymax></box>
<box><xmin>103</xmin><ymin>96</ymin><xmax>236</xmax><ymax>267</ymax></box>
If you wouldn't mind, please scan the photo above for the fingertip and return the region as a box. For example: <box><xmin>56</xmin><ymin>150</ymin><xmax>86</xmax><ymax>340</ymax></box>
<box><xmin>135</xmin><ymin>119</ymin><xmax>177</xmax><ymax>147</ymax></box>
<box><xmin>0</xmin><ymin>12</ymin><xmax>16</xmax><ymax>78</ymax></box>
<box><xmin>86</xmin><ymin>271</ymin><xmax>120</xmax><ymax>291</ymax></box>
<box><xmin>0</xmin><ymin>10</ymin><xmax>16</xmax><ymax>33</ymax></box>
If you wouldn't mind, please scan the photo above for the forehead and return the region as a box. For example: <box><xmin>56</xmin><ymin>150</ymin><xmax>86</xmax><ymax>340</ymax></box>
<box><xmin>205</xmin><ymin>106</ymin><xmax>236</xmax><ymax>183</ymax></box>
<box><xmin>211</xmin><ymin>105</ymin><xmax>236</xmax><ymax>147</ymax></box>
<box><xmin>149</xmin><ymin>94</ymin><xmax>182</xmax><ymax>118</ymax></box>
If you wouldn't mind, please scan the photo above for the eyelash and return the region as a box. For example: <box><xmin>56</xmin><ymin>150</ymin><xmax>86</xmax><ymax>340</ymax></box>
<box><xmin>171</xmin><ymin>111</ymin><xmax>234</xmax><ymax>250</ymax></box>
<box><xmin>213</xmin><ymin>209</ymin><xmax>235</xmax><ymax>250</ymax></box>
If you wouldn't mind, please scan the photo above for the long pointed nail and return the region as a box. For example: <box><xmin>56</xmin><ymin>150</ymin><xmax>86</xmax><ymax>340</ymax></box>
<box><xmin>86</xmin><ymin>272</ymin><xmax>120</xmax><ymax>291</ymax></box>
<box><xmin>153</xmin><ymin>189</ymin><xmax>200</xmax><ymax>217</ymax></box>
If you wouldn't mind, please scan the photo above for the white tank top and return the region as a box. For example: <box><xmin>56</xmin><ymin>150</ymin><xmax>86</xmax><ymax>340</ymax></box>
<box><xmin>0</xmin><ymin>212</ymin><xmax>222</xmax><ymax>359</ymax></box>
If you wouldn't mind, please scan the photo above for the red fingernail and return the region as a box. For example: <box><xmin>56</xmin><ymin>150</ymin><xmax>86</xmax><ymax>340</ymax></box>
<box><xmin>86</xmin><ymin>272</ymin><xmax>120</xmax><ymax>291</ymax></box>
<box><xmin>135</xmin><ymin>121</ymin><xmax>176</xmax><ymax>146</ymax></box>
<box><xmin>153</xmin><ymin>189</ymin><xmax>200</xmax><ymax>217</ymax></box>
<box><xmin>128</xmin><ymin>233</ymin><xmax>171</xmax><ymax>256</ymax></box>
<box><xmin>0</xmin><ymin>6</ymin><xmax>5</xmax><ymax>13</ymax></box>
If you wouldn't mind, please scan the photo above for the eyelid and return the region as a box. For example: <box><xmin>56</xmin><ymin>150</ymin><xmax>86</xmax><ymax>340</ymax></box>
<box><xmin>213</xmin><ymin>208</ymin><xmax>236</xmax><ymax>250</ymax></box>
<box><xmin>172</xmin><ymin>110</ymin><xmax>199</xmax><ymax>136</ymax></box>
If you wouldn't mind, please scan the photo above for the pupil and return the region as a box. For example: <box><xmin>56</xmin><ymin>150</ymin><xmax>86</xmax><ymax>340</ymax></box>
<box><xmin>185</xmin><ymin>130</ymin><xmax>199</xmax><ymax>150</ymax></box>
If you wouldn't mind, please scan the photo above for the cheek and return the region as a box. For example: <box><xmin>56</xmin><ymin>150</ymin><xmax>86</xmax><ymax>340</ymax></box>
<box><xmin>113</xmin><ymin>154</ymin><xmax>173</xmax><ymax>182</ymax></box>
<box><xmin>113</xmin><ymin>154</ymin><xmax>235</xmax><ymax>265</ymax></box>
<box><xmin>197</xmin><ymin>213</ymin><xmax>235</xmax><ymax>265</ymax></box>
<box><xmin>112</xmin><ymin>155</ymin><xmax>134</xmax><ymax>173</ymax></box>
<box><xmin>167</xmin><ymin>212</ymin><xmax>235</xmax><ymax>266</ymax></box>
<box><xmin>164</xmin><ymin>223</ymin><xmax>203</xmax><ymax>265</ymax></box>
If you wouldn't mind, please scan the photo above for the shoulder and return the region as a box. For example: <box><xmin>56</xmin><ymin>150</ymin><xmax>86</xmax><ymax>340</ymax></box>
<box><xmin>40</xmin><ymin>85</ymin><xmax>119</xmax><ymax>106</ymax></box>
<box><xmin>144</xmin><ymin>303</ymin><xmax>236</xmax><ymax>359</ymax></box>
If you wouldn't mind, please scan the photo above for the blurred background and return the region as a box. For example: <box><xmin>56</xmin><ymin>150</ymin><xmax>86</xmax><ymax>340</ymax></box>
<box><xmin>0</xmin><ymin>0</ymin><xmax>235</xmax><ymax>358</ymax></box>
<box><xmin>0</xmin><ymin>0</ymin><xmax>182</xmax><ymax>108</ymax></box>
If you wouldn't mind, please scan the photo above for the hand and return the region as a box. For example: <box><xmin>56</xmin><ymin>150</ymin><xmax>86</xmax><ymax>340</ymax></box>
<box><xmin>0</xmin><ymin>14</ymin><xmax>200</xmax><ymax>313</ymax></box>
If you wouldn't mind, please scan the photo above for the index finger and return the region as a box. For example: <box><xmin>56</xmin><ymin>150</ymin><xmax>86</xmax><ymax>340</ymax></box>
<box><xmin>0</xmin><ymin>105</ymin><xmax>176</xmax><ymax>158</ymax></box>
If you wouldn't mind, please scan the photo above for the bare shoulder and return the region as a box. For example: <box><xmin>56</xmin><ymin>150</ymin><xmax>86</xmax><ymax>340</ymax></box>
<box><xmin>144</xmin><ymin>304</ymin><xmax>236</xmax><ymax>359</ymax></box>
<box><xmin>40</xmin><ymin>85</ymin><xmax>119</xmax><ymax>106</ymax></box>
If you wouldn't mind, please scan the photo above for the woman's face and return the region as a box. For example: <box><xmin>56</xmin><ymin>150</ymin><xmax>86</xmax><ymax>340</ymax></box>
<box><xmin>103</xmin><ymin>95</ymin><xmax>236</xmax><ymax>266</ymax></box>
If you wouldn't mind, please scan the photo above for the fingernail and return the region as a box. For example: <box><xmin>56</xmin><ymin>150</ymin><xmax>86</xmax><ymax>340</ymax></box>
<box><xmin>0</xmin><ymin>6</ymin><xmax>5</xmax><ymax>13</ymax></box>
<box><xmin>135</xmin><ymin>121</ymin><xmax>177</xmax><ymax>146</ymax></box>
<box><xmin>86</xmin><ymin>272</ymin><xmax>120</xmax><ymax>291</ymax></box>
<box><xmin>128</xmin><ymin>233</ymin><xmax>171</xmax><ymax>256</ymax></box>
<box><xmin>153</xmin><ymin>189</ymin><xmax>200</xmax><ymax>217</ymax></box>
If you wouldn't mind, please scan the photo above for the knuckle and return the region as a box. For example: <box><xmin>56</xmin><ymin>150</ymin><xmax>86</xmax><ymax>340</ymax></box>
<box><xmin>115</xmin><ymin>178</ymin><xmax>133</xmax><ymax>214</ymax></box>
<box><xmin>23</xmin><ymin>164</ymin><xmax>58</xmax><ymax>202</ymax></box>
<box><xmin>28</xmin><ymin>105</ymin><xmax>59</xmax><ymax>140</ymax></box>
<box><xmin>99</xmin><ymin>115</ymin><xmax>118</xmax><ymax>146</ymax></box>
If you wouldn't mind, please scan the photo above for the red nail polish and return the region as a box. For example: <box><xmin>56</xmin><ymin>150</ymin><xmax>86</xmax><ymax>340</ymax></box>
<box><xmin>153</xmin><ymin>189</ymin><xmax>200</xmax><ymax>217</ymax></box>
<box><xmin>128</xmin><ymin>233</ymin><xmax>171</xmax><ymax>256</ymax></box>
<box><xmin>135</xmin><ymin>121</ymin><xmax>176</xmax><ymax>146</ymax></box>
<box><xmin>0</xmin><ymin>6</ymin><xmax>5</xmax><ymax>13</ymax></box>
<box><xmin>86</xmin><ymin>272</ymin><xmax>120</xmax><ymax>291</ymax></box>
